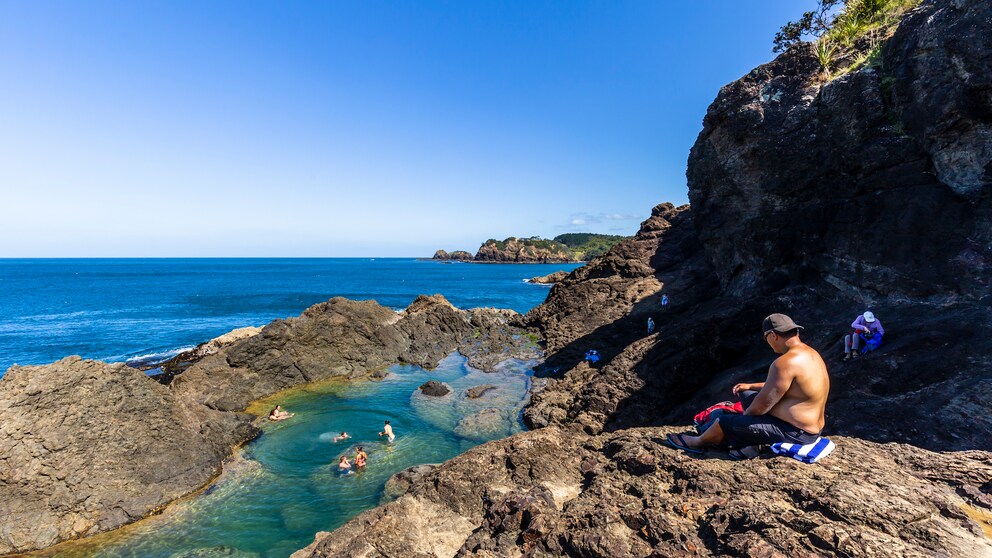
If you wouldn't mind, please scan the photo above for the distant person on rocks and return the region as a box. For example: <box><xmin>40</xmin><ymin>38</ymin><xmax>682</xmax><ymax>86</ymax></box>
<box><xmin>337</xmin><ymin>455</ymin><xmax>352</xmax><ymax>471</ymax></box>
<box><xmin>661</xmin><ymin>294</ymin><xmax>670</xmax><ymax>310</ymax></box>
<box><xmin>647</xmin><ymin>317</ymin><xmax>655</xmax><ymax>334</ymax></box>
<box><xmin>332</xmin><ymin>432</ymin><xmax>350</xmax><ymax>442</ymax></box>
<box><xmin>665</xmin><ymin>314</ymin><xmax>829</xmax><ymax>454</ymax></box>
<box><xmin>844</xmin><ymin>311</ymin><xmax>884</xmax><ymax>361</ymax></box>
<box><xmin>379</xmin><ymin>420</ymin><xmax>395</xmax><ymax>442</ymax></box>
<box><xmin>354</xmin><ymin>447</ymin><xmax>367</xmax><ymax>468</ymax></box>
<box><xmin>268</xmin><ymin>405</ymin><xmax>294</xmax><ymax>421</ymax></box>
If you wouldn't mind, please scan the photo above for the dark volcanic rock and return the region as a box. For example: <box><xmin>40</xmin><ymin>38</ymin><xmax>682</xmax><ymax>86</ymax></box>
<box><xmin>0</xmin><ymin>357</ymin><xmax>257</xmax><ymax>554</ymax></box>
<box><xmin>419</xmin><ymin>380</ymin><xmax>451</xmax><ymax>397</ymax></box>
<box><xmin>527</xmin><ymin>271</ymin><xmax>568</xmax><ymax>284</ymax></box>
<box><xmin>465</xmin><ymin>384</ymin><xmax>497</xmax><ymax>399</ymax></box>
<box><xmin>524</xmin><ymin>0</ymin><xmax>992</xmax><ymax>450</ymax></box>
<box><xmin>292</xmin><ymin>427</ymin><xmax>992</xmax><ymax>558</ymax></box>
<box><xmin>433</xmin><ymin>249</ymin><xmax>450</xmax><ymax>260</ymax></box>
<box><xmin>450</xmin><ymin>250</ymin><xmax>474</xmax><ymax>261</ymax></box>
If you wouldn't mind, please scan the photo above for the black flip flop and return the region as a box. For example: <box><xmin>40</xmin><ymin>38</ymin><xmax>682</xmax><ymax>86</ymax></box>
<box><xmin>663</xmin><ymin>433</ymin><xmax>704</xmax><ymax>455</ymax></box>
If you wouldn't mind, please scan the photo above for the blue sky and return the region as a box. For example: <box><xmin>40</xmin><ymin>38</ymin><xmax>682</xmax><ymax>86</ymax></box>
<box><xmin>0</xmin><ymin>1</ymin><xmax>815</xmax><ymax>257</ymax></box>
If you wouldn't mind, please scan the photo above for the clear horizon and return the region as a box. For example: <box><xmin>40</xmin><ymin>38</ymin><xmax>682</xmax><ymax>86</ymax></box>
<box><xmin>1</xmin><ymin>1</ymin><xmax>816</xmax><ymax>257</ymax></box>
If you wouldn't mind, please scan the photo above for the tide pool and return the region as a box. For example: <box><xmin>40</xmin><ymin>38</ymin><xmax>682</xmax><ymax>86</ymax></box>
<box><xmin>34</xmin><ymin>354</ymin><xmax>532</xmax><ymax>558</ymax></box>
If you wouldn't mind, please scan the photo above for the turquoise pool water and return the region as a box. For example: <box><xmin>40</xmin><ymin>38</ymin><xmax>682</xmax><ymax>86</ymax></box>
<box><xmin>41</xmin><ymin>354</ymin><xmax>532</xmax><ymax>558</ymax></box>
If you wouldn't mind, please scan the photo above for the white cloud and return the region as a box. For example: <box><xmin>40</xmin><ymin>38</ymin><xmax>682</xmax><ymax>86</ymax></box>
<box><xmin>570</xmin><ymin>218</ymin><xmax>587</xmax><ymax>225</ymax></box>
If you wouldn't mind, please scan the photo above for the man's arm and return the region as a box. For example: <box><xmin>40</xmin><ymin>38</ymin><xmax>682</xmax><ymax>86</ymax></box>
<box><xmin>744</xmin><ymin>362</ymin><xmax>793</xmax><ymax>416</ymax></box>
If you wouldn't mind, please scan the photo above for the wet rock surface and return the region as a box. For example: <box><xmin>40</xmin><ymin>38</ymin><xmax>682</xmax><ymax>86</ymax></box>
<box><xmin>419</xmin><ymin>380</ymin><xmax>452</xmax><ymax>397</ymax></box>
<box><xmin>293</xmin><ymin>427</ymin><xmax>992</xmax><ymax>557</ymax></box>
<box><xmin>465</xmin><ymin>384</ymin><xmax>497</xmax><ymax>399</ymax></box>
<box><xmin>0</xmin><ymin>357</ymin><xmax>257</xmax><ymax>554</ymax></box>
<box><xmin>527</xmin><ymin>271</ymin><xmax>569</xmax><ymax>284</ymax></box>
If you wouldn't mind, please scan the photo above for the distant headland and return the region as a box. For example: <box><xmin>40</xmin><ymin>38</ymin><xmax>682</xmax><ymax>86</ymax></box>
<box><xmin>433</xmin><ymin>233</ymin><xmax>630</xmax><ymax>264</ymax></box>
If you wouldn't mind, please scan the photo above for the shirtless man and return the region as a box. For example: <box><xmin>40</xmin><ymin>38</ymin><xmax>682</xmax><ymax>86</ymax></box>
<box><xmin>668</xmin><ymin>314</ymin><xmax>830</xmax><ymax>452</ymax></box>
<box><xmin>379</xmin><ymin>420</ymin><xmax>395</xmax><ymax>442</ymax></box>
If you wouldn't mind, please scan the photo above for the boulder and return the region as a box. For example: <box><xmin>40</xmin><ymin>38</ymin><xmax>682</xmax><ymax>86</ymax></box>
<box><xmin>0</xmin><ymin>357</ymin><xmax>257</xmax><ymax>554</ymax></box>
<box><xmin>527</xmin><ymin>271</ymin><xmax>568</xmax><ymax>284</ymax></box>
<box><xmin>432</xmin><ymin>249</ymin><xmax>451</xmax><ymax>260</ymax></box>
<box><xmin>418</xmin><ymin>380</ymin><xmax>451</xmax><ymax>397</ymax></box>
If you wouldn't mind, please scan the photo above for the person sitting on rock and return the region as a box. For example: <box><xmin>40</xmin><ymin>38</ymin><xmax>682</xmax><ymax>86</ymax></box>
<box><xmin>332</xmin><ymin>432</ymin><xmax>350</xmax><ymax>442</ymax></box>
<box><xmin>844</xmin><ymin>311</ymin><xmax>884</xmax><ymax>361</ymax></box>
<box><xmin>268</xmin><ymin>405</ymin><xmax>294</xmax><ymax>421</ymax></box>
<box><xmin>379</xmin><ymin>420</ymin><xmax>395</xmax><ymax>442</ymax></box>
<box><xmin>665</xmin><ymin>314</ymin><xmax>829</xmax><ymax>454</ymax></box>
<box><xmin>337</xmin><ymin>455</ymin><xmax>352</xmax><ymax>471</ymax></box>
<box><xmin>354</xmin><ymin>447</ymin><xmax>367</xmax><ymax>468</ymax></box>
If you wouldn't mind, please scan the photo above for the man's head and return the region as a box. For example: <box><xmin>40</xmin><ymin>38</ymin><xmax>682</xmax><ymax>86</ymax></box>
<box><xmin>384</xmin><ymin>420</ymin><xmax>390</xmax><ymax>425</ymax></box>
<box><xmin>762</xmin><ymin>313</ymin><xmax>803</xmax><ymax>353</ymax></box>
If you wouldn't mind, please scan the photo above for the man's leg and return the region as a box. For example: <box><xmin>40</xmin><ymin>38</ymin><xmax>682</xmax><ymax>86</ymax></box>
<box><xmin>683</xmin><ymin>418</ymin><xmax>726</xmax><ymax>448</ymax></box>
<box><xmin>844</xmin><ymin>334</ymin><xmax>852</xmax><ymax>354</ymax></box>
<box><xmin>852</xmin><ymin>334</ymin><xmax>862</xmax><ymax>357</ymax></box>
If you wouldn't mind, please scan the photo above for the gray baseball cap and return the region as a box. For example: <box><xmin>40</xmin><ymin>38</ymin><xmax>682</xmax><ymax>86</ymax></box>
<box><xmin>762</xmin><ymin>313</ymin><xmax>804</xmax><ymax>334</ymax></box>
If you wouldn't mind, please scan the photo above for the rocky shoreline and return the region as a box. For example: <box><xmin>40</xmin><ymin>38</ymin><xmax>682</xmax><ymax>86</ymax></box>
<box><xmin>0</xmin><ymin>295</ymin><xmax>540</xmax><ymax>554</ymax></box>
<box><xmin>2</xmin><ymin>0</ymin><xmax>991</xmax><ymax>555</ymax></box>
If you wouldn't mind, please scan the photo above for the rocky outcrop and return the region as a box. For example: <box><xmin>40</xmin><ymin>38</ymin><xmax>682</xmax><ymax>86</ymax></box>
<box><xmin>143</xmin><ymin>326</ymin><xmax>263</xmax><ymax>383</ymax></box>
<box><xmin>527</xmin><ymin>271</ymin><xmax>569</xmax><ymax>284</ymax></box>
<box><xmin>0</xmin><ymin>357</ymin><xmax>257</xmax><ymax>554</ymax></box>
<box><xmin>173</xmin><ymin>295</ymin><xmax>538</xmax><ymax>412</ymax></box>
<box><xmin>432</xmin><ymin>250</ymin><xmax>474</xmax><ymax>261</ymax></box>
<box><xmin>523</xmin><ymin>0</ymin><xmax>992</xmax><ymax>452</ymax></box>
<box><xmin>474</xmin><ymin>237</ymin><xmax>576</xmax><ymax>263</ymax></box>
<box><xmin>292</xmin><ymin>426</ymin><xmax>992</xmax><ymax>557</ymax></box>
<box><xmin>0</xmin><ymin>295</ymin><xmax>538</xmax><ymax>554</ymax></box>
<box><xmin>419</xmin><ymin>380</ymin><xmax>451</xmax><ymax>397</ymax></box>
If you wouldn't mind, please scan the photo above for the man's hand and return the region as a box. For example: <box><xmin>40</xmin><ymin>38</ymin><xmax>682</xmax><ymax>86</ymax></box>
<box><xmin>732</xmin><ymin>383</ymin><xmax>751</xmax><ymax>396</ymax></box>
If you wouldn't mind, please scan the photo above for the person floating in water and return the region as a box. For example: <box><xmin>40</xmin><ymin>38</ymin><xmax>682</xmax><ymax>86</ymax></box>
<box><xmin>268</xmin><ymin>405</ymin><xmax>294</xmax><ymax>421</ymax></box>
<box><xmin>379</xmin><ymin>420</ymin><xmax>395</xmax><ymax>443</ymax></box>
<box><xmin>332</xmin><ymin>432</ymin><xmax>351</xmax><ymax>442</ymax></box>
<box><xmin>647</xmin><ymin>317</ymin><xmax>655</xmax><ymax>334</ymax></box>
<box><xmin>354</xmin><ymin>446</ymin><xmax>367</xmax><ymax>468</ymax></box>
<box><xmin>337</xmin><ymin>455</ymin><xmax>352</xmax><ymax>471</ymax></box>
<box><xmin>665</xmin><ymin>313</ymin><xmax>829</xmax><ymax>453</ymax></box>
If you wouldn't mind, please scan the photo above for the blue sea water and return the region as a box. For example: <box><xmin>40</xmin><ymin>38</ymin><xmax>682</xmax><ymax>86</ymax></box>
<box><xmin>3</xmin><ymin>258</ymin><xmax>579</xmax><ymax>558</ymax></box>
<box><xmin>0</xmin><ymin>258</ymin><xmax>579</xmax><ymax>375</ymax></box>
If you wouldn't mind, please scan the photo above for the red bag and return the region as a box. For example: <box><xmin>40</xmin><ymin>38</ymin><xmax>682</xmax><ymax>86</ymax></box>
<box><xmin>693</xmin><ymin>400</ymin><xmax>744</xmax><ymax>426</ymax></box>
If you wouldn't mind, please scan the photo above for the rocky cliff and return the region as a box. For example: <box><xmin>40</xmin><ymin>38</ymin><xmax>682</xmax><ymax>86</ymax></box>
<box><xmin>295</xmin><ymin>0</ymin><xmax>992</xmax><ymax>555</ymax></box>
<box><xmin>0</xmin><ymin>295</ymin><xmax>537</xmax><ymax>554</ymax></box>
<box><xmin>526</xmin><ymin>0</ymin><xmax>992</xmax><ymax>452</ymax></box>
<box><xmin>473</xmin><ymin>237</ymin><xmax>575</xmax><ymax>263</ymax></box>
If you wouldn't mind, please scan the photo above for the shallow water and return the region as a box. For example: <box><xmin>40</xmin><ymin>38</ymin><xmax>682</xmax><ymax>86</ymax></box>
<box><xmin>35</xmin><ymin>354</ymin><xmax>532</xmax><ymax>558</ymax></box>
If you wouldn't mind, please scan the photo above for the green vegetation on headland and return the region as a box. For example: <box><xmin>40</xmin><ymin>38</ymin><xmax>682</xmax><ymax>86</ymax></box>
<box><xmin>434</xmin><ymin>233</ymin><xmax>631</xmax><ymax>263</ymax></box>
<box><xmin>774</xmin><ymin>0</ymin><xmax>921</xmax><ymax>80</ymax></box>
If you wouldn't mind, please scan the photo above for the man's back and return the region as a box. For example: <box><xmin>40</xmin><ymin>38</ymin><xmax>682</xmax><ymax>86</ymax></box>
<box><xmin>769</xmin><ymin>342</ymin><xmax>830</xmax><ymax>433</ymax></box>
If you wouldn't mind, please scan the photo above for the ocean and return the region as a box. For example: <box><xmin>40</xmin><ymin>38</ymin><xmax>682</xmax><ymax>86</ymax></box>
<box><xmin>0</xmin><ymin>258</ymin><xmax>579</xmax><ymax>375</ymax></box>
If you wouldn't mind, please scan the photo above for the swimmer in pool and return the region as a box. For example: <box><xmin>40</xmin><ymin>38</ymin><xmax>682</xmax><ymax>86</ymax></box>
<box><xmin>379</xmin><ymin>420</ymin><xmax>395</xmax><ymax>443</ymax></box>
<box><xmin>268</xmin><ymin>405</ymin><xmax>294</xmax><ymax>421</ymax></box>
<box><xmin>332</xmin><ymin>432</ymin><xmax>350</xmax><ymax>442</ymax></box>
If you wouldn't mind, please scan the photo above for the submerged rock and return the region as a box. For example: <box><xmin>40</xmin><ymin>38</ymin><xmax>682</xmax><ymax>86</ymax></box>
<box><xmin>465</xmin><ymin>384</ymin><xmax>497</xmax><ymax>399</ymax></box>
<box><xmin>452</xmin><ymin>408</ymin><xmax>515</xmax><ymax>441</ymax></box>
<box><xmin>418</xmin><ymin>380</ymin><xmax>451</xmax><ymax>397</ymax></box>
